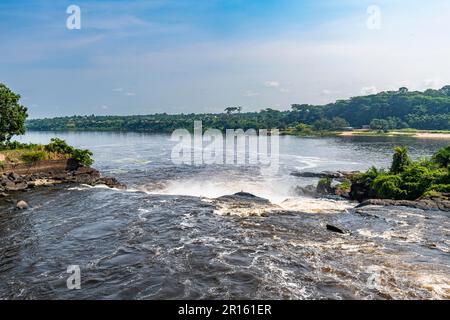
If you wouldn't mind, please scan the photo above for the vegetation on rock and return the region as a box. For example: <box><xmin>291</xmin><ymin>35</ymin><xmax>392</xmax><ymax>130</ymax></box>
<box><xmin>0</xmin><ymin>84</ymin><xmax>94</xmax><ymax>167</ymax></box>
<box><xmin>350</xmin><ymin>146</ymin><xmax>450</xmax><ymax>201</ymax></box>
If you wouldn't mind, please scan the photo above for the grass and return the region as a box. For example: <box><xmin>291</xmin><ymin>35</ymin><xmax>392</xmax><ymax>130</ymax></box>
<box><xmin>0</xmin><ymin>138</ymin><xmax>94</xmax><ymax>166</ymax></box>
<box><xmin>0</xmin><ymin>147</ymin><xmax>69</xmax><ymax>164</ymax></box>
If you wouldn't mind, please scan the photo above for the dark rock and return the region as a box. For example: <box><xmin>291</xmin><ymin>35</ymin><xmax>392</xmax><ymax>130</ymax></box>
<box><xmin>349</xmin><ymin>181</ymin><xmax>377</xmax><ymax>202</ymax></box>
<box><xmin>355</xmin><ymin>198</ymin><xmax>450</xmax><ymax>212</ymax></box>
<box><xmin>291</xmin><ymin>171</ymin><xmax>343</xmax><ymax>179</ymax></box>
<box><xmin>8</xmin><ymin>172</ymin><xmax>21</xmax><ymax>182</ymax></box>
<box><xmin>216</xmin><ymin>192</ymin><xmax>271</xmax><ymax>205</ymax></box>
<box><xmin>317</xmin><ymin>180</ymin><xmax>335</xmax><ymax>195</ymax></box>
<box><xmin>4</xmin><ymin>181</ymin><xmax>28</xmax><ymax>191</ymax></box>
<box><xmin>16</xmin><ymin>200</ymin><xmax>28</xmax><ymax>210</ymax></box>
<box><xmin>294</xmin><ymin>185</ymin><xmax>317</xmax><ymax>197</ymax></box>
<box><xmin>326</xmin><ymin>224</ymin><xmax>349</xmax><ymax>234</ymax></box>
<box><xmin>96</xmin><ymin>177</ymin><xmax>126</xmax><ymax>189</ymax></box>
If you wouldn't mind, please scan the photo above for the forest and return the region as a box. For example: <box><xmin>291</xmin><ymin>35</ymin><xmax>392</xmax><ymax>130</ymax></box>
<box><xmin>26</xmin><ymin>86</ymin><xmax>450</xmax><ymax>133</ymax></box>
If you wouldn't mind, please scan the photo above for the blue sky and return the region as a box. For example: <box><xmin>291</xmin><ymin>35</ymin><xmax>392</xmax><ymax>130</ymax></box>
<box><xmin>1</xmin><ymin>0</ymin><xmax>450</xmax><ymax>118</ymax></box>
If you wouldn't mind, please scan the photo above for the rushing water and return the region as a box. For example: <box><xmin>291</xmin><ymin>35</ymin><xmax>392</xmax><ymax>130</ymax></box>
<box><xmin>0</xmin><ymin>132</ymin><xmax>449</xmax><ymax>299</ymax></box>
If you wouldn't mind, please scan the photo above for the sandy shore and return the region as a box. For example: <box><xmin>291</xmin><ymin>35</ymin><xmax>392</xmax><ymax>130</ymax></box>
<box><xmin>339</xmin><ymin>131</ymin><xmax>450</xmax><ymax>139</ymax></box>
<box><xmin>413</xmin><ymin>132</ymin><xmax>450</xmax><ymax>139</ymax></box>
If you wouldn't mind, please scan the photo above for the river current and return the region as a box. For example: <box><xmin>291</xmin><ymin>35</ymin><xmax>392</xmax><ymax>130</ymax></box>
<box><xmin>0</xmin><ymin>132</ymin><xmax>449</xmax><ymax>299</ymax></box>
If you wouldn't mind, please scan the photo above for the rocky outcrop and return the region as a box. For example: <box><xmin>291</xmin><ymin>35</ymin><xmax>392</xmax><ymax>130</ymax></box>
<box><xmin>355</xmin><ymin>198</ymin><xmax>450</xmax><ymax>212</ymax></box>
<box><xmin>0</xmin><ymin>159</ymin><xmax>125</xmax><ymax>194</ymax></box>
<box><xmin>16</xmin><ymin>200</ymin><xmax>28</xmax><ymax>210</ymax></box>
<box><xmin>326</xmin><ymin>224</ymin><xmax>350</xmax><ymax>234</ymax></box>
<box><xmin>291</xmin><ymin>170</ymin><xmax>359</xmax><ymax>181</ymax></box>
<box><xmin>213</xmin><ymin>192</ymin><xmax>279</xmax><ymax>217</ymax></box>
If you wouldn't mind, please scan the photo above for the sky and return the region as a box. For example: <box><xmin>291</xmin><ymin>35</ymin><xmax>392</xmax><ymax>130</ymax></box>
<box><xmin>1</xmin><ymin>0</ymin><xmax>450</xmax><ymax>118</ymax></box>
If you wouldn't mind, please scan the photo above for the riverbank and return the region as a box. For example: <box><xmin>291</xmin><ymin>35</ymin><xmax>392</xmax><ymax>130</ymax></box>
<box><xmin>0</xmin><ymin>158</ymin><xmax>125</xmax><ymax>206</ymax></box>
<box><xmin>338</xmin><ymin>130</ymin><xmax>450</xmax><ymax>139</ymax></box>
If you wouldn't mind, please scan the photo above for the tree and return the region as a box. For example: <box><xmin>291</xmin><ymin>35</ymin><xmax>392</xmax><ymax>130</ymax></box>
<box><xmin>390</xmin><ymin>146</ymin><xmax>411</xmax><ymax>174</ymax></box>
<box><xmin>312</xmin><ymin>118</ymin><xmax>333</xmax><ymax>131</ymax></box>
<box><xmin>0</xmin><ymin>84</ymin><xmax>28</xmax><ymax>143</ymax></box>
<box><xmin>432</xmin><ymin>146</ymin><xmax>450</xmax><ymax>168</ymax></box>
<box><xmin>224</xmin><ymin>107</ymin><xmax>239</xmax><ymax>114</ymax></box>
<box><xmin>331</xmin><ymin>117</ymin><xmax>349</xmax><ymax>130</ymax></box>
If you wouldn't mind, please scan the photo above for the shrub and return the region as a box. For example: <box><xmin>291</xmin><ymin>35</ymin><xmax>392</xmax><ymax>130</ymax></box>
<box><xmin>21</xmin><ymin>150</ymin><xmax>46</xmax><ymax>164</ymax></box>
<box><xmin>372</xmin><ymin>174</ymin><xmax>406</xmax><ymax>199</ymax></box>
<box><xmin>390</xmin><ymin>146</ymin><xmax>411</xmax><ymax>174</ymax></box>
<box><xmin>432</xmin><ymin>146</ymin><xmax>450</xmax><ymax>168</ymax></box>
<box><xmin>427</xmin><ymin>184</ymin><xmax>450</xmax><ymax>193</ymax></box>
<box><xmin>44</xmin><ymin>138</ymin><xmax>74</xmax><ymax>154</ymax></box>
<box><xmin>72</xmin><ymin>148</ymin><xmax>94</xmax><ymax>166</ymax></box>
<box><xmin>45</xmin><ymin>138</ymin><xmax>94</xmax><ymax>166</ymax></box>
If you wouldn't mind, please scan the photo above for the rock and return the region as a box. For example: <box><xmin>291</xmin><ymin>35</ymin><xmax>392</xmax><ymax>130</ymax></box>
<box><xmin>0</xmin><ymin>192</ymin><xmax>9</xmax><ymax>197</ymax></box>
<box><xmin>213</xmin><ymin>192</ymin><xmax>279</xmax><ymax>217</ymax></box>
<box><xmin>326</xmin><ymin>224</ymin><xmax>348</xmax><ymax>234</ymax></box>
<box><xmin>316</xmin><ymin>179</ymin><xmax>335</xmax><ymax>195</ymax></box>
<box><xmin>8</xmin><ymin>172</ymin><xmax>21</xmax><ymax>182</ymax></box>
<box><xmin>291</xmin><ymin>171</ymin><xmax>343</xmax><ymax>179</ymax></box>
<box><xmin>355</xmin><ymin>198</ymin><xmax>450</xmax><ymax>212</ymax></box>
<box><xmin>349</xmin><ymin>181</ymin><xmax>377</xmax><ymax>202</ymax></box>
<box><xmin>16</xmin><ymin>200</ymin><xmax>28</xmax><ymax>210</ymax></box>
<box><xmin>96</xmin><ymin>177</ymin><xmax>126</xmax><ymax>189</ymax></box>
<box><xmin>4</xmin><ymin>181</ymin><xmax>28</xmax><ymax>191</ymax></box>
<box><xmin>216</xmin><ymin>192</ymin><xmax>271</xmax><ymax>204</ymax></box>
<box><xmin>294</xmin><ymin>185</ymin><xmax>317</xmax><ymax>197</ymax></box>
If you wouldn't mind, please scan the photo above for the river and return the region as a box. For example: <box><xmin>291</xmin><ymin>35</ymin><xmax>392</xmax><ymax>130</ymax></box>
<box><xmin>0</xmin><ymin>132</ymin><xmax>449</xmax><ymax>299</ymax></box>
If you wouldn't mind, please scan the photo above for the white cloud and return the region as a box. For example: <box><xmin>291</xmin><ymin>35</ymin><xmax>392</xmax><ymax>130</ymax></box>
<box><xmin>279</xmin><ymin>88</ymin><xmax>290</xmax><ymax>93</ymax></box>
<box><xmin>101</xmin><ymin>105</ymin><xmax>108</xmax><ymax>110</ymax></box>
<box><xmin>264</xmin><ymin>81</ymin><xmax>280</xmax><ymax>88</ymax></box>
<box><xmin>113</xmin><ymin>88</ymin><xmax>124</xmax><ymax>92</ymax></box>
<box><xmin>361</xmin><ymin>86</ymin><xmax>378</xmax><ymax>95</ymax></box>
<box><xmin>125</xmin><ymin>92</ymin><xmax>136</xmax><ymax>96</ymax></box>
<box><xmin>423</xmin><ymin>78</ymin><xmax>444</xmax><ymax>90</ymax></box>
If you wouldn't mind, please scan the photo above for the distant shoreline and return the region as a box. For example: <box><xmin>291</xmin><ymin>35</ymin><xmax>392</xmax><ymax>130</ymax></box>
<box><xmin>338</xmin><ymin>130</ymin><xmax>450</xmax><ymax>139</ymax></box>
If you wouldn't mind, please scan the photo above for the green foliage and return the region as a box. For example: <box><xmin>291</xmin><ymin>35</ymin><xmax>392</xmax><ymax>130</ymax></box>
<box><xmin>370</xmin><ymin>117</ymin><xmax>408</xmax><ymax>131</ymax></box>
<box><xmin>71</xmin><ymin>148</ymin><xmax>94</xmax><ymax>167</ymax></box>
<box><xmin>0</xmin><ymin>140</ymin><xmax>40</xmax><ymax>151</ymax></box>
<box><xmin>432</xmin><ymin>146</ymin><xmax>450</xmax><ymax>168</ymax></box>
<box><xmin>25</xmin><ymin>86</ymin><xmax>450</xmax><ymax>133</ymax></box>
<box><xmin>294</xmin><ymin>123</ymin><xmax>313</xmax><ymax>134</ymax></box>
<box><xmin>21</xmin><ymin>150</ymin><xmax>46</xmax><ymax>164</ymax></box>
<box><xmin>390</xmin><ymin>146</ymin><xmax>411</xmax><ymax>174</ymax></box>
<box><xmin>351</xmin><ymin>145</ymin><xmax>450</xmax><ymax>200</ymax></box>
<box><xmin>318</xmin><ymin>177</ymin><xmax>333</xmax><ymax>189</ymax></box>
<box><xmin>0</xmin><ymin>83</ymin><xmax>28</xmax><ymax>143</ymax></box>
<box><xmin>372</xmin><ymin>174</ymin><xmax>405</xmax><ymax>199</ymax></box>
<box><xmin>336</xmin><ymin>179</ymin><xmax>351</xmax><ymax>193</ymax></box>
<box><xmin>352</xmin><ymin>166</ymin><xmax>382</xmax><ymax>185</ymax></box>
<box><xmin>44</xmin><ymin>138</ymin><xmax>94</xmax><ymax>166</ymax></box>
<box><xmin>45</xmin><ymin>138</ymin><xmax>75</xmax><ymax>154</ymax></box>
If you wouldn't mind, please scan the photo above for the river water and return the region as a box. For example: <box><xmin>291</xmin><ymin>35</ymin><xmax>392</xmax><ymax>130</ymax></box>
<box><xmin>0</xmin><ymin>132</ymin><xmax>449</xmax><ymax>299</ymax></box>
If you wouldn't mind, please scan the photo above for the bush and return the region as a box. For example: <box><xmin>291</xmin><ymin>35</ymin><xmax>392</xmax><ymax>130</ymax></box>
<box><xmin>432</xmin><ymin>146</ymin><xmax>450</xmax><ymax>168</ymax></box>
<box><xmin>350</xmin><ymin>145</ymin><xmax>450</xmax><ymax>201</ymax></box>
<box><xmin>372</xmin><ymin>174</ymin><xmax>406</xmax><ymax>199</ymax></box>
<box><xmin>390</xmin><ymin>146</ymin><xmax>411</xmax><ymax>174</ymax></box>
<box><xmin>44</xmin><ymin>138</ymin><xmax>74</xmax><ymax>154</ymax></box>
<box><xmin>72</xmin><ymin>148</ymin><xmax>94</xmax><ymax>166</ymax></box>
<box><xmin>45</xmin><ymin>138</ymin><xmax>94</xmax><ymax>166</ymax></box>
<box><xmin>21</xmin><ymin>150</ymin><xmax>46</xmax><ymax>164</ymax></box>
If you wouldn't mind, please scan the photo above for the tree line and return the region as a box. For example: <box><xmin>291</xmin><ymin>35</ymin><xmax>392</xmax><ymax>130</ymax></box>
<box><xmin>24</xmin><ymin>85</ymin><xmax>450</xmax><ymax>133</ymax></box>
